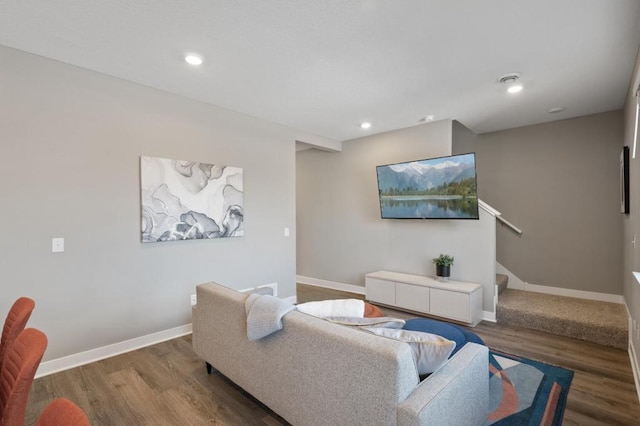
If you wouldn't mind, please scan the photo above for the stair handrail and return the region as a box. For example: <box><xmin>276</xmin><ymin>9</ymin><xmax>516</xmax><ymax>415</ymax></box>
<box><xmin>496</xmin><ymin>215</ymin><xmax>523</xmax><ymax>235</ymax></box>
<box><xmin>478</xmin><ymin>200</ymin><xmax>523</xmax><ymax>236</ymax></box>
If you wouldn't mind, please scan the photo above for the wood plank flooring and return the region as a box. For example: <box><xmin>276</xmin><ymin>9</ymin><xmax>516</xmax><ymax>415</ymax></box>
<box><xmin>27</xmin><ymin>336</ymin><xmax>287</xmax><ymax>425</ymax></box>
<box><xmin>25</xmin><ymin>284</ymin><xmax>640</xmax><ymax>425</ymax></box>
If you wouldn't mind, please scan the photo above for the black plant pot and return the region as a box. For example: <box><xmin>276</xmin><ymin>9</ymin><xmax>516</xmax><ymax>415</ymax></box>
<box><xmin>435</xmin><ymin>264</ymin><xmax>451</xmax><ymax>279</ymax></box>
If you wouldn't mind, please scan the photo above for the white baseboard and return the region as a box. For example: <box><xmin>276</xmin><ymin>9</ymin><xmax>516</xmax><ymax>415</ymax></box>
<box><xmin>296</xmin><ymin>275</ymin><xmax>366</xmax><ymax>295</ymax></box>
<box><xmin>630</xmin><ymin>340</ymin><xmax>640</xmax><ymax>404</ymax></box>
<box><xmin>625</xmin><ymin>301</ymin><xmax>640</xmax><ymax>403</ymax></box>
<box><xmin>36</xmin><ymin>324</ymin><xmax>192</xmax><ymax>378</ymax></box>
<box><xmin>482</xmin><ymin>311</ymin><xmax>496</xmax><ymax>323</ymax></box>
<box><xmin>497</xmin><ymin>263</ymin><xmax>623</xmax><ymax>304</ymax></box>
<box><xmin>497</xmin><ymin>262</ymin><xmax>526</xmax><ymax>290</ymax></box>
<box><xmin>521</xmin><ymin>282</ymin><xmax>624</xmax><ymax>304</ymax></box>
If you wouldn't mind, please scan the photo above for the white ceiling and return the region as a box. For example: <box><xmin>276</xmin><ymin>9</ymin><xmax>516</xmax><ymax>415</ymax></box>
<box><xmin>1</xmin><ymin>1</ymin><xmax>640</xmax><ymax>142</ymax></box>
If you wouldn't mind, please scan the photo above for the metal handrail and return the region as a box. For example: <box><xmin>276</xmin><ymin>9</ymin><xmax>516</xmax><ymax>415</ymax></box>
<box><xmin>497</xmin><ymin>215</ymin><xmax>523</xmax><ymax>235</ymax></box>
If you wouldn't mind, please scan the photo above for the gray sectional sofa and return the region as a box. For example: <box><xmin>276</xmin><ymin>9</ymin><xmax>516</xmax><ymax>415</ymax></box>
<box><xmin>192</xmin><ymin>282</ymin><xmax>489</xmax><ymax>426</ymax></box>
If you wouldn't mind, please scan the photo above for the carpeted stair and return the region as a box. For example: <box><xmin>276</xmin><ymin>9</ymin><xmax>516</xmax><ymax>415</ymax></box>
<box><xmin>496</xmin><ymin>289</ymin><xmax>628</xmax><ymax>349</ymax></box>
<box><xmin>496</xmin><ymin>274</ymin><xmax>508</xmax><ymax>295</ymax></box>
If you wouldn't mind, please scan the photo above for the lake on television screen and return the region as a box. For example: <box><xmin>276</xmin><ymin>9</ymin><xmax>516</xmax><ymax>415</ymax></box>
<box><xmin>380</xmin><ymin>197</ymin><xmax>479</xmax><ymax>219</ymax></box>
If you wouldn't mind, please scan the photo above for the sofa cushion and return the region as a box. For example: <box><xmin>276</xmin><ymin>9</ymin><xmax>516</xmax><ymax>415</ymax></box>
<box><xmin>296</xmin><ymin>299</ymin><xmax>365</xmax><ymax>318</ymax></box>
<box><xmin>365</xmin><ymin>328</ymin><xmax>456</xmax><ymax>375</ymax></box>
<box><xmin>325</xmin><ymin>316</ymin><xmax>406</xmax><ymax>329</ymax></box>
<box><xmin>403</xmin><ymin>318</ymin><xmax>485</xmax><ymax>356</ymax></box>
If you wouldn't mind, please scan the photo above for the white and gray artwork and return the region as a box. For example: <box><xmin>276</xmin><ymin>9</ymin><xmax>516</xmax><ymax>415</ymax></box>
<box><xmin>140</xmin><ymin>156</ymin><xmax>244</xmax><ymax>242</ymax></box>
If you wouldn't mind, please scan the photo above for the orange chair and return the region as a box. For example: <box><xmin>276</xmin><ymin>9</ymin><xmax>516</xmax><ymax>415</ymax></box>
<box><xmin>0</xmin><ymin>298</ymin><xmax>35</xmax><ymax>373</ymax></box>
<box><xmin>35</xmin><ymin>398</ymin><xmax>90</xmax><ymax>426</ymax></box>
<box><xmin>0</xmin><ymin>328</ymin><xmax>47</xmax><ymax>426</ymax></box>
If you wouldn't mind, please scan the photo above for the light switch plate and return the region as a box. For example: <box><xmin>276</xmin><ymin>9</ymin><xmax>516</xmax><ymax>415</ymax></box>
<box><xmin>52</xmin><ymin>238</ymin><xmax>64</xmax><ymax>253</ymax></box>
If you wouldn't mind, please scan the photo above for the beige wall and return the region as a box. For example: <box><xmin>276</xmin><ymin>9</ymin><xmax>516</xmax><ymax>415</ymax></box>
<box><xmin>622</xmin><ymin>46</ymin><xmax>640</xmax><ymax>377</ymax></box>
<box><xmin>0</xmin><ymin>45</ymin><xmax>307</xmax><ymax>360</ymax></box>
<box><xmin>297</xmin><ymin>120</ymin><xmax>498</xmax><ymax>313</ymax></box>
<box><xmin>454</xmin><ymin>111</ymin><xmax>623</xmax><ymax>294</ymax></box>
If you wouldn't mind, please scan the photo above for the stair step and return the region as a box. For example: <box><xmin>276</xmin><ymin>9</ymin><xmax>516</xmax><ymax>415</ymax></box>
<box><xmin>496</xmin><ymin>289</ymin><xmax>627</xmax><ymax>349</ymax></box>
<box><xmin>496</xmin><ymin>273</ymin><xmax>508</xmax><ymax>295</ymax></box>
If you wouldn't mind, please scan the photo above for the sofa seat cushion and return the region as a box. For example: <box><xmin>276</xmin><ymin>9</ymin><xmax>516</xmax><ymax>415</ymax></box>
<box><xmin>365</xmin><ymin>327</ymin><xmax>456</xmax><ymax>375</ymax></box>
<box><xmin>325</xmin><ymin>316</ymin><xmax>406</xmax><ymax>329</ymax></box>
<box><xmin>403</xmin><ymin>318</ymin><xmax>485</xmax><ymax>356</ymax></box>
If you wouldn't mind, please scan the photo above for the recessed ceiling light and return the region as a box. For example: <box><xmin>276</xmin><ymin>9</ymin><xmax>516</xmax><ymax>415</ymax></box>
<box><xmin>507</xmin><ymin>84</ymin><xmax>523</xmax><ymax>94</ymax></box>
<box><xmin>185</xmin><ymin>54</ymin><xmax>203</xmax><ymax>65</ymax></box>
<box><xmin>548</xmin><ymin>107</ymin><xmax>564</xmax><ymax>114</ymax></box>
<box><xmin>360</xmin><ymin>122</ymin><xmax>372</xmax><ymax>129</ymax></box>
<box><xmin>498</xmin><ymin>73</ymin><xmax>523</xmax><ymax>94</ymax></box>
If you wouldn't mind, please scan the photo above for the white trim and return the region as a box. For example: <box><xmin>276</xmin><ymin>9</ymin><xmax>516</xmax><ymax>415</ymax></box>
<box><xmin>36</xmin><ymin>324</ymin><xmax>192</xmax><ymax>378</ymax></box>
<box><xmin>497</xmin><ymin>262</ymin><xmax>525</xmax><ymax>290</ymax></box>
<box><xmin>296</xmin><ymin>275</ymin><xmax>365</xmax><ymax>295</ymax></box>
<box><xmin>521</xmin><ymin>283</ymin><xmax>624</xmax><ymax>304</ymax></box>
<box><xmin>478</xmin><ymin>199</ymin><xmax>501</xmax><ymax>217</ymax></box>
<box><xmin>630</xmin><ymin>342</ymin><xmax>640</xmax><ymax>403</ymax></box>
<box><xmin>497</xmin><ymin>262</ymin><xmax>623</xmax><ymax>304</ymax></box>
<box><xmin>625</xmin><ymin>300</ymin><xmax>640</xmax><ymax>403</ymax></box>
<box><xmin>482</xmin><ymin>311</ymin><xmax>496</xmax><ymax>323</ymax></box>
<box><xmin>257</xmin><ymin>283</ymin><xmax>278</xmax><ymax>297</ymax></box>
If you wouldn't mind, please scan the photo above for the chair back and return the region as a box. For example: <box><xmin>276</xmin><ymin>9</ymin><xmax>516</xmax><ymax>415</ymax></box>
<box><xmin>0</xmin><ymin>298</ymin><xmax>35</xmax><ymax>373</ymax></box>
<box><xmin>0</xmin><ymin>328</ymin><xmax>47</xmax><ymax>426</ymax></box>
<box><xmin>35</xmin><ymin>398</ymin><xmax>90</xmax><ymax>426</ymax></box>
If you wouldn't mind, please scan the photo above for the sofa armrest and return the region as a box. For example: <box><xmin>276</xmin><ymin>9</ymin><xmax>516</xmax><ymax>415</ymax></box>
<box><xmin>397</xmin><ymin>342</ymin><xmax>489</xmax><ymax>426</ymax></box>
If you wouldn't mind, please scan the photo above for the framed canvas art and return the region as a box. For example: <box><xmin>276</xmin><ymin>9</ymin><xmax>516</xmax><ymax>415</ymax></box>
<box><xmin>140</xmin><ymin>156</ymin><xmax>244</xmax><ymax>242</ymax></box>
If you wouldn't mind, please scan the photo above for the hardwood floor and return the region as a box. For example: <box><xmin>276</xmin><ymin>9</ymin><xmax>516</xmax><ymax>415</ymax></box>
<box><xmin>27</xmin><ymin>336</ymin><xmax>287</xmax><ymax>425</ymax></box>
<box><xmin>26</xmin><ymin>284</ymin><xmax>640</xmax><ymax>425</ymax></box>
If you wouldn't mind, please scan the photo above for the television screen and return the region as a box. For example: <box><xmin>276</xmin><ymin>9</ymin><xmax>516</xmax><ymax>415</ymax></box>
<box><xmin>376</xmin><ymin>153</ymin><xmax>479</xmax><ymax>219</ymax></box>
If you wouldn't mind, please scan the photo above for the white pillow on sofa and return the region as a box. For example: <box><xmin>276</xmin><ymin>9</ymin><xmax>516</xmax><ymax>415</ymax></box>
<box><xmin>296</xmin><ymin>299</ymin><xmax>365</xmax><ymax>318</ymax></box>
<box><xmin>365</xmin><ymin>327</ymin><xmax>456</xmax><ymax>375</ymax></box>
<box><xmin>325</xmin><ymin>316</ymin><xmax>406</xmax><ymax>329</ymax></box>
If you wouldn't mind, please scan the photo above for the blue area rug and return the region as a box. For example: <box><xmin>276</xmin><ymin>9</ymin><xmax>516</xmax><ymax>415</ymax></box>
<box><xmin>487</xmin><ymin>350</ymin><xmax>574</xmax><ymax>426</ymax></box>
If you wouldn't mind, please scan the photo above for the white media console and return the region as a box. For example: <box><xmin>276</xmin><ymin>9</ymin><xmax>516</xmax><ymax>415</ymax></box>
<box><xmin>365</xmin><ymin>270</ymin><xmax>483</xmax><ymax>327</ymax></box>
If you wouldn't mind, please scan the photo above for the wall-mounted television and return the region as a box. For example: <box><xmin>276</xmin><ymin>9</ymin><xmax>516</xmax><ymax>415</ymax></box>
<box><xmin>376</xmin><ymin>153</ymin><xmax>479</xmax><ymax>220</ymax></box>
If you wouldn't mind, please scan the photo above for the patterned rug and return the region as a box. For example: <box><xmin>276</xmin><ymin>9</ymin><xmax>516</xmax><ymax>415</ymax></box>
<box><xmin>487</xmin><ymin>350</ymin><xmax>574</xmax><ymax>425</ymax></box>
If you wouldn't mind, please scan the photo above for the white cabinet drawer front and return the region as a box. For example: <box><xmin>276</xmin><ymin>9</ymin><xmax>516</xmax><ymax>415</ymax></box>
<box><xmin>396</xmin><ymin>283</ymin><xmax>429</xmax><ymax>313</ymax></box>
<box><xmin>430</xmin><ymin>288</ymin><xmax>470</xmax><ymax>322</ymax></box>
<box><xmin>365</xmin><ymin>277</ymin><xmax>395</xmax><ymax>304</ymax></box>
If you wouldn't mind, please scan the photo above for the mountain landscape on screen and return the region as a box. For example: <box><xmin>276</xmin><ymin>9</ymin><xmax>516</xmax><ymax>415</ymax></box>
<box><xmin>377</xmin><ymin>159</ymin><xmax>476</xmax><ymax>192</ymax></box>
<box><xmin>376</xmin><ymin>153</ymin><xmax>479</xmax><ymax>219</ymax></box>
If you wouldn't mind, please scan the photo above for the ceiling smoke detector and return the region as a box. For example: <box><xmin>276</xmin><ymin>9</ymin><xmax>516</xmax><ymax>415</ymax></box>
<box><xmin>498</xmin><ymin>73</ymin><xmax>523</xmax><ymax>93</ymax></box>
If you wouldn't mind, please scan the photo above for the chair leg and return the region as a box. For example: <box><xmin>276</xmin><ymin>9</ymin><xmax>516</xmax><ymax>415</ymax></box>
<box><xmin>206</xmin><ymin>362</ymin><xmax>212</xmax><ymax>374</ymax></box>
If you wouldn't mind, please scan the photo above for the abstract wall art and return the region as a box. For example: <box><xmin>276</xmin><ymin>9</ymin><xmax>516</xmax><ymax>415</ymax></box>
<box><xmin>140</xmin><ymin>156</ymin><xmax>244</xmax><ymax>242</ymax></box>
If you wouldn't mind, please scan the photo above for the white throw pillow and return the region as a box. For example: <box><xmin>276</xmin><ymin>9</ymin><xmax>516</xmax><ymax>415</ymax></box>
<box><xmin>365</xmin><ymin>327</ymin><xmax>456</xmax><ymax>375</ymax></box>
<box><xmin>296</xmin><ymin>299</ymin><xmax>365</xmax><ymax>318</ymax></box>
<box><xmin>325</xmin><ymin>316</ymin><xmax>406</xmax><ymax>329</ymax></box>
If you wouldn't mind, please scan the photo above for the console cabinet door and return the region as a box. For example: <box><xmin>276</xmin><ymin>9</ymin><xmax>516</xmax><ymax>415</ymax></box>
<box><xmin>396</xmin><ymin>283</ymin><xmax>429</xmax><ymax>314</ymax></box>
<box><xmin>430</xmin><ymin>288</ymin><xmax>470</xmax><ymax>322</ymax></box>
<box><xmin>366</xmin><ymin>277</ymin><xmax>395</xmax><ymax>305</ymax></box>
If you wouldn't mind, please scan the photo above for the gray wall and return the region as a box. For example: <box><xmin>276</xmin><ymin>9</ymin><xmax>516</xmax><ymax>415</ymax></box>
<box><xmin>0</xmin><ymin>45</ymin><xmax>308</xmax><ymax>360</ymax></box>
<box><xmin>454</xmin><ymin>111</ymin><xmax>623</xmax><ymax>294</ymax></box>
<box><xmin>622</xmin><ymin>46</ymin><xmax>640</xmax><ymax>380</ymax></box>
<box><xmin>297</xmin><ymin>120</ymin><xmax>498</xmax><ymax>313</ymax></box>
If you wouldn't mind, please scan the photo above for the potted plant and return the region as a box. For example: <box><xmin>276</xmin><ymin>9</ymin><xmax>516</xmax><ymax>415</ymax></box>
<box><xmin>432</xmin><ymin>254</ymin><xmax>454</xmax><ymax>280</ymax></box>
